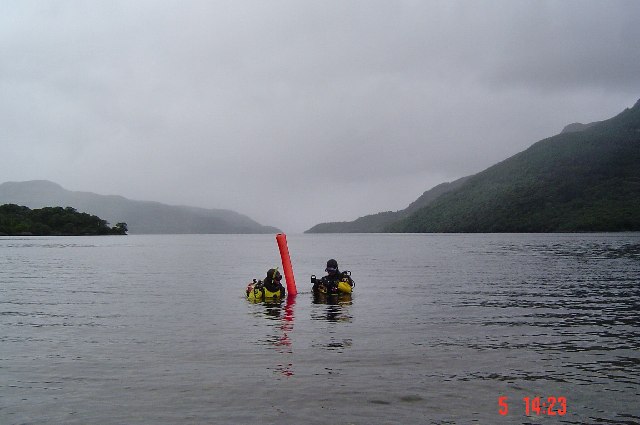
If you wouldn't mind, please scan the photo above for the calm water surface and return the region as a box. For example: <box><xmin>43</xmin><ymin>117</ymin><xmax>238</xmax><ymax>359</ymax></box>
<box><xmin>1</xmin><ymin>233</ymin><xmax>639</xmax><ymax>424</ymax></box>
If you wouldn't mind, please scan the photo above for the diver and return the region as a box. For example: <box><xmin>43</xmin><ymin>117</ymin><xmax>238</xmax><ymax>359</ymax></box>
<box><xmin>311</xmin><ymin>259</ymin><xmax>354</xmax><ymax>295</ymax></box>
<box><xmin>247</xmin><ymin>268</ymin><xmax>286</xmax><ymax>300</ymax></box>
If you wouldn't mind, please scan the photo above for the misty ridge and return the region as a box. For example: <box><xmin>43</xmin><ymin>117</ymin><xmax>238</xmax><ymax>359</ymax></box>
<box><xmin>2</xmin><ymin>98</ymin><xmax>639</xmax><ymax>234</ymax></box>
<box><xmin>0</xmin><ymin>180</ymin><xmax>279</xmax><ymax>234</ymax></box>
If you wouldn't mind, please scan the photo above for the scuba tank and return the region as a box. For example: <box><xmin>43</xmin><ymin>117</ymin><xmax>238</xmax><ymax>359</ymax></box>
<box><xmin>337</xmin><ymin>270</ymin><xmax>354</xmax><ymax>294</ymax></box>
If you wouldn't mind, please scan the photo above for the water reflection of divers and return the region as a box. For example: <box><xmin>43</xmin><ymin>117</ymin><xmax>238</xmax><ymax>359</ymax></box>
<box><xmin>311</xmin><ymin>291</ymin><xmax>353</xmax><ymax>323</ymax></box>
<box><xmin>310</xmin><ymin>293</ymin><xmax>353</xmax><ymax>350</ymax></box>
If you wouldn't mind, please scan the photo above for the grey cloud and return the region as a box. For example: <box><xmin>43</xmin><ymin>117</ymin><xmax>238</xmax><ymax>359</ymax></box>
<box><xmin>1</xmin><ymin>1</ymin><xmax>638</xmax><ymax>232</ymax></box>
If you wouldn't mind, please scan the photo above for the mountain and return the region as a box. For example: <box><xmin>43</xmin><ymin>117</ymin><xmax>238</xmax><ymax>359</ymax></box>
<box><xmin>560</xmin><ymin>121</ymin><xmax>599</xmax><ymax>134</ymax></box>
<box><xmin>305</xmin><ymin>177</ymin><xmax>468</xmax><ymax>233</ymax></box>
<box><xmin>306</xmin><ymin>98</ymin><xmax>640</xmax><ymax>233</ymax></box>
<box><xmin>0</xmin><ymin>181</ymin><xmax>280</xmax><ymax>234</ymax></box>
<box><xmin>390</xmin><ymin>99</ymin><xmax>640</xmax><ymax>232</ymax></box>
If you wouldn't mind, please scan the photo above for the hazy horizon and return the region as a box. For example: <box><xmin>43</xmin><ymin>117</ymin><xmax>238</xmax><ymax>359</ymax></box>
<box><xmin>2</xmin><ymin>1</ymin><xmax>639</xmax><ymax>232</ymax></box>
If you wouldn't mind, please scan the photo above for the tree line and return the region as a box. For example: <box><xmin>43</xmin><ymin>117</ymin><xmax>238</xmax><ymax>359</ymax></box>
<box><xmin>0</xmin><ymin>204</ymin><xmax>127</xmax><ymax>236</ymax></box>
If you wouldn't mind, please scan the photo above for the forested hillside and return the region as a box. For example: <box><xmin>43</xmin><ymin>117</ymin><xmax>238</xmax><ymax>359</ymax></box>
<box><xmin>305</xmin><ymin>177</ymin><xmax>468</xmax><ymax>233</ymax></box>
<box><xmin>0</xmin><ymin>204</ymin><xmax>127</xmax><ymax>236</ymax></box>
<box><xmin>305</xmin><ymin>99</ymin><xmax>640</xmax><ymax>233</ymax></box>
<box><xmin>390</xmin><ymin>99</ymin><xmax>640</xmax><ymax>232</ymax></box>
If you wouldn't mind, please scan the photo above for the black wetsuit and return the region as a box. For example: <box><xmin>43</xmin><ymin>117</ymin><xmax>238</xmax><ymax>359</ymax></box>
<box><xmin>313</xmin><ymin>270</ymin><xmax>353</xmax><ymax>294</ymax></box>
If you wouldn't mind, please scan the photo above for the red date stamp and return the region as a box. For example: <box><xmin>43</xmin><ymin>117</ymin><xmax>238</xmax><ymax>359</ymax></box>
<box><xmin>498</xmin><ymin>395</ymin><xmax>567</xmax><ymax>416</ymax></box>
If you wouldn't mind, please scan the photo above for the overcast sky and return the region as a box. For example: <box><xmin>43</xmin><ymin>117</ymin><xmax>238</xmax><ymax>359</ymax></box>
<box><xmin>1</xmin><ymin>1</ymin><xmax>639</xmax><ymax>232</ymax></box>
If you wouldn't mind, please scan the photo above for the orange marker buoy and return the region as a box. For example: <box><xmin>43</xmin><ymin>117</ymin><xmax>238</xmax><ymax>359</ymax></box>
<box><xmin>276</xmin><ymin>233</ymin><xmax>297</xmax><ymax>295</ymax></box>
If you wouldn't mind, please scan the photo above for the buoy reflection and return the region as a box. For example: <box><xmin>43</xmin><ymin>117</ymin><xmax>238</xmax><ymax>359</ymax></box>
<box><xmin>255</xmin><ymin>294</ymin><xmax>296</xmax><ymax>377</ymax></box>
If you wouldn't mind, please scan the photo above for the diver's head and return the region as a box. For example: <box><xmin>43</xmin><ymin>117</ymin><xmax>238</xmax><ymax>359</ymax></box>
<box><xmin>325</xmin><ymin>259</ymin><xmax>339</xmax><ymax>275</ymax></box>
<box><xmin>267</xmin><ymin>268</ymin><xmax>282</xmax><ymax>282</ymax></box>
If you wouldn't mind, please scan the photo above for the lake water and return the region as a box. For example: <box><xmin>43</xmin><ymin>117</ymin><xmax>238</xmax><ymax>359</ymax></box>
<box><xmin>1</xmin><ymin>233</ymin><xmax>639</xmax><ymax>424</ymax></box>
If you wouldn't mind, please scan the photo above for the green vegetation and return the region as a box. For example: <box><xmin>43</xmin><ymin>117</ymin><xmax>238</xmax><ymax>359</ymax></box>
<box><xmin>389</xmin><ymin>100</ymin><xmax>640</xmax><ymax>232</ymax></box>
<box><xmin>306</xmin><ymin>98</ymin><xmax>640</xmax><ymax>233</ymax></box>
<box><xmin>0</xmin><ymin>204</ymin><xmax>128</xmax><ymax>236</ymax></box>
<box><xmin>305</xmin><ymin>177</ymin><xmax>469</xmax><ymax>233</ymax></box>
<box><xmin>305</xmin><ymin>211</ymin><xmax>400</xmax><ymax>233</ymax></box>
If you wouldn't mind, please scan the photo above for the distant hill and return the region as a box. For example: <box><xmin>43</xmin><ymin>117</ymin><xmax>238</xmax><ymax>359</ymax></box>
<box><xmin>305</xmin><ymin>177</ymin><xmax>468</xmax><ymax>233</ymax></box>
<box><xmin>390</xmin><ymin>99</ymin><xmax>640</xmax><ymax>232</ymax></box>
<box><xmin>0</xmin><ymin>181</ymin><xmax>280</xmax><ymax>234</ymax></box>
<box><xmin>306</xmin><ymin>98</ymin><xmax>640</xmax><ymax>233</ymax></box>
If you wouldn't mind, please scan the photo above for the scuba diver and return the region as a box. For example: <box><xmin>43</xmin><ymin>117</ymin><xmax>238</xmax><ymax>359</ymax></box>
<box><xmin>246</xmin><ymin>268</ymin><xmax>286</xmax><ymax>300</ymax></box>
<box><xmin>311</xmin><ymin>259</ymin><xmax>354</xmax><ymax>295</ymax></box>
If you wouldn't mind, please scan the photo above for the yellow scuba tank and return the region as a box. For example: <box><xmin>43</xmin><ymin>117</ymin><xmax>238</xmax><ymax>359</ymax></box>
<box><xmin>337</xmin><ymin>279</ymin><xmax>352</xmax><ymax>294</ymax></box>
<box><xmin>338</xmin><ymin>270</ymin><xmax>354</xmax><ymax>294</ymax></box>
